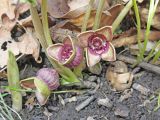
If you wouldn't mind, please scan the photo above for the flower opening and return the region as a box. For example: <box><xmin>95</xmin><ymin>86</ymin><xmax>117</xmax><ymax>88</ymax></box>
<box><xmin>88</xmin><ymin>34</ymin><xmax>109</xmax><ymax>55</ymax></box>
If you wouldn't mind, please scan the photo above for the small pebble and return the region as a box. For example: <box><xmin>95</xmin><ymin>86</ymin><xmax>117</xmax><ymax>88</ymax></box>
<box><xmin>114</xmin><ymin>104</ymin><xmax>130</xmax><ymax>117</ymax></box>
<box><xmin>87</xmin><ymin>116</ymin><xmax>95</xmax><ymax>120</ymax></box>
<box><xmin>133</xmin><ymin>83</ymin><xmax>150</xmax><ymax>95</ymax></box>
<box><xmin>87</xmin><ymin>76</ymin><xmax>97</xmax><ymax>82</ymax></box>
<box><xmin>83</xmin><ymin>81</ymin><xmax>97</xmax><ymax>88</ymax></box>
<box><xmin>97</xmin><ymin>97</ymin><xmax>113</xmax><ymax>108</ymax></box>
<box><xmin>48</xmin><ymin>106</ymin><xmax>59</xmax><ymax>112</ymax></box>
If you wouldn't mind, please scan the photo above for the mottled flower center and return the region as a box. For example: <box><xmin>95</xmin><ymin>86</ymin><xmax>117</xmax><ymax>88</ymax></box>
<box><xmin>88</xmin><ymin>34</ymin><xmax>109</xmax><ymax>55</ymax></box>
<box><xmin>59</xmin><ymin>44</ymin><xmax>73</xmax><ymax>62</ymax></box>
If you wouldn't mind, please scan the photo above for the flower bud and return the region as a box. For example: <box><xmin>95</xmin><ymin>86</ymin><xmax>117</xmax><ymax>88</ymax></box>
<box><xmin>36</xmin><ymin>68</ymin><xmax>60</xmax><ymax>90</ymax></box>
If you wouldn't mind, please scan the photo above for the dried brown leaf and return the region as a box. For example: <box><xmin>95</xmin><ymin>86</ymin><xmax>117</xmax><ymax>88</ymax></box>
<box><xmin>47</xmin><ymin>0</ymin><xmax>110</xmax><ymax>19</ymax></box>
<box><xmin>112</xmin><ymin>30</ymin><xmax>160</xmax><ymax>48</ymax></box>
<box><xmin>69</xmin><ymin>4</ymin><xmax>123</xmax><ymax>30</ymax></box>
<box><xmin>0</xmin><ymin>0</ymin><xmax>16</xmax><ymax>27</ymax></box>
<box><xmin>0</xmin><ymin>29</ymin><xmax>20</xmax><ymax>68</ymax></box>
<box><xmin>17</xmin><ymin>28</ymin><xmax>40</xmax><ymax>62</ymax></box>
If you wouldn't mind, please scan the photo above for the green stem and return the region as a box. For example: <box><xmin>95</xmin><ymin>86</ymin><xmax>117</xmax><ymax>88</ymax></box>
<box><xmin>132</xmin><ymin>0</ymin><xmax>142</xmax><ymax>58</ymax></box>
<box><xmin>93</xmin><ymin>0</ymin><xmax>105</xmax><ymax>30</ymax></box>
<box><xmin>145</xmin><ymin>40</ymin><xmax>160</xmax><ymax>62</ymax></box>
<box><xmin>81</xmin><ymin>0</ymin><xmax>95</xmax><ymax>32</ymax></box>
<box><xmin>1</xmin><ymin>86</ymin><xmax>85</xmax><ymax>94</ymax></box>
<box><xmin>112</xmin><ymin>0</ymin><xmax>133</xmax><ymax>32</ymax></box>
<box><xmin>152</xmin><ymin>50</ymin><xmax>160</xmax><ymax>63</ymax></box>
<box><xmin>41</xmin><ymin>0</ymin><xmax>53</xmax><ymax>46</ymax></box>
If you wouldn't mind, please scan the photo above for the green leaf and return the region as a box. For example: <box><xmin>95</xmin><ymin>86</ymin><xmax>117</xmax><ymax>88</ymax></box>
<box><xmin>7</xmin><ymin>51</ymin><xmax>22</xmax><ymax>112</ymax></box>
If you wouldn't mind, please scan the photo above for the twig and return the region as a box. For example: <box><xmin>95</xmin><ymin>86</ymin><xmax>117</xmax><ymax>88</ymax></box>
<box><xmin>75</xmin><ymin>96</ymin><xmax>95</xmax><ymax>111</ymax></box>
<box><xmin>117</xmin><ymin>55</ymin><xmax>160</xmax><ymax>75</ymax></box>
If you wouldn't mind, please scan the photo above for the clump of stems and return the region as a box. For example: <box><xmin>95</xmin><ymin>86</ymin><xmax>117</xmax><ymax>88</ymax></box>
<box><xmin>133</xmin><ymin>0</ymin><xmax>159</xmax><ymax>64</ymax></box>
<box><xmin>30</xmin><ymin>3</ymin><xmax>81</xmax><ymax>85</ymax></box>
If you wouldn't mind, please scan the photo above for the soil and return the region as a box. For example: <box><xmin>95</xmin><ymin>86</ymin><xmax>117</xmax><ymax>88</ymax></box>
<box><xmin>2</xmin><ymin>54</ymin><xmax>159</xmax><ymax>120</ymax></box>
<box><xmin>1</xmin><ymin>1</ymin><xmax>160</xmax><ymax>120</ymax></box>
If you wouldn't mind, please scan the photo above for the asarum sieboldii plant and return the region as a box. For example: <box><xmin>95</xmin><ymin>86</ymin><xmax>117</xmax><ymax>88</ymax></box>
<box><xmin>47</xmin><ymin>36</ymin><xmax>83</xmax><ymax>68</ymax></box>
<box><xmin>20</xmin><ymin>68</ymin><xmax>60</xmax><ymax>105</ymax></box>
<box><xmin>77</xmin><ymin>26</ymin><xmax>116</xmax><ymax>67</ymax></box>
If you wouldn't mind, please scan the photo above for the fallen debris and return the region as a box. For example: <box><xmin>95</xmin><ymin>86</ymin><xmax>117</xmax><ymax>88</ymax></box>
<box><xmin>132</xmin><ymin>83</ymin><xmax>150</xmax><ymax>95</ymax></box>
<box><xmin>118</xmin><ymin>89</ymin><xmax>133</xmax><ymax>102</ymax></box>
<box><xmin>97</xmin><ymin>97</ymin><xmax>113</xmax><ymax>108</ymax></box>
<box><xmin>63</xmin><ymin>95</ymin><xmax>89</xmax><ymax>105</ymax></box>
<box><xmin>114</xmin><ymin>104</ymin><xmax>130</xmax><ymax>117</ymax></box>
<box><xmin>87</xmin><ymin>76</ymin><xmax>97</xmax><ymax>82</ymax></box>
<box><xmin>106</xmin><ymin>61</ymin><xmax>133</xmax><ymax>91</ymax></box>
<box><xmin>75</xmin><ymin>96</ymin><xmax>95</xmax><ymax>112</ymax></box>
<box><xmin>112</xmin><ymin>30</ymin><xmax>160</xmax><ymax>48</ymax></box>
<box><xmin>87</xmin><ymin>116</ymin><xmax>95</xmax><ymax>120</ymax></box>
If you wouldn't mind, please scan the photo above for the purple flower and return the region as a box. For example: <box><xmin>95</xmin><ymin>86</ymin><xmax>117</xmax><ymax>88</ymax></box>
<box><xmin>77</xmin><ymin>26</ymin><xmax>116</xmax><ymax>67</ymax></box>
<box><xmin>47</xmin><ymin>36</ymin><xmax>83</xmax><ymax>68</ymax></box>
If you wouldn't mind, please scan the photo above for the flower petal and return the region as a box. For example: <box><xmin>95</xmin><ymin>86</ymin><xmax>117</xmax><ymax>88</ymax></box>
<box><xmin>63</xmin><ymin>36</ymin><xmax>76</xmax><ymax>65</ymax></box>
<box><xmin>63</xmin><ymin>36</ymin><xmax>72</xmax><ymax>45</ymax></box>
<box><xmin>47</xmin><ymin>43</ymin><xmax>63</xmax><ymax>62</ymax></box>
<box><xmin>77</xmin><ymin>31</ymin><xmax>94</xmax><ymax>47</ymax></box>
<box><xmin>101</xmin><ymin>42</ymin><xmax>116</xmax><ymax>61</ymax></box>
<box><xmin>86</xmin><ymin>48</ymin><xmax>101</xmax><ymax>67</ymax></box>
<box><xmin>95</xmin><ymin>26</ymin><xmax>113</xmax><ymax>42</ymax></box>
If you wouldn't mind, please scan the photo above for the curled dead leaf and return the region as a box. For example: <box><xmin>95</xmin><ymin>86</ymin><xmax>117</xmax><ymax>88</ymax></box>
<box><xmin>0</xmin><ymin>29</ymin><xmax>20</xmax><ymax>68</ymax></box>
<box><xmin>17</xmin><ymin>28</ymin><xmax>40</xmax><ymax>62</ymax></box>
<box><xmin>106</xmin><ymin>61</ymin><xmax>133</xmax><ymax>91</ymax></box>
<box><xmin>112</xmin><ymin>30</ymin><xmax>160</xmax><ymax>48</ymax></box>
<box><xmin>47</xmin><ymin>0</ymin><xmax>110</xmax><ymax>19</ymax></box>
<box><xmin>0</xmin><ymin>27</ymin><xmax>40</xmax><ymax>69</ymax></box>
<box><xmin>0</xmin><ymin>0</ymin><xmax>30</xmax><ymax>27</ymax></box>
<box><xmin>0</xmin><ymin>0</ymin><xmax>16</xmax><ymax>27</ymax></box>
<box><xmin>50</xmin><ymin>25</ymin><xmax>78</xmax><ymax>43</ymax></box>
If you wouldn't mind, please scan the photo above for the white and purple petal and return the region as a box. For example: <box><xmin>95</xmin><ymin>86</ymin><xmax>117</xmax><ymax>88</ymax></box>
<box><xmin>47</xmin><ymin>43</ymin><xmax>63</xmax><ymax>62</ymax></box>
<box><xmin>101</xmin><ymin>42</ymin><xmax>116</xmax><ymax>61</ymax></box>
<box><xmin>86</xmin><ymin>48</ymin><xmax>101</xmax><ymax>67</ymax></box>
<box><xmin>95</xmin><ymin>26</ymin><xmax>113</xmax><ymax>42</ymax></box>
